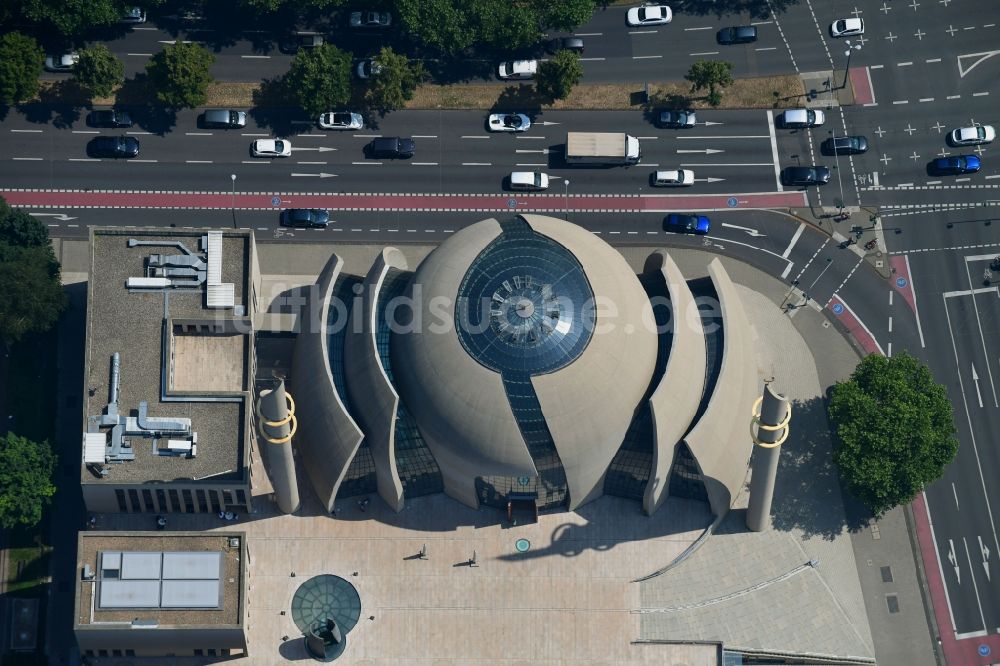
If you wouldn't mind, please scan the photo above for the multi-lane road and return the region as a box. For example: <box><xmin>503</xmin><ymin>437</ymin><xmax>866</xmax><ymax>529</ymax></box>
<box><xmin>7</xmin><ymin>0</ymin><xmax>1000</xmax><ymax>662</ymax></box>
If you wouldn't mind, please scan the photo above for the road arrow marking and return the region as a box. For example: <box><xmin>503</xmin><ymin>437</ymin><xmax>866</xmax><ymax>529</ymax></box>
<box><xmin>291</xmin><ymin>172</ymin><xmax>337</xmax><ymax>178</ymax></box>
<box><xmin>676</xmin><ymin>148</ymin><xmax>724</xmax><ymax>154</ymax></box>
<box><xmin>958</xmin><ymin>50</ymin><xmax>1000</xmax><ymax>78</ymax></box>
<box><xmin>693</xmin><ymin>177</ymin><xmax>725</xmax><ymax>183</ymax></box>
<box><xmin>515</xmin><ymin>148</ymin><xmax>550</xmax><ymax>154</ymax></box>
<box><xmin>28</xmin><ymin>212</ymin><xmax>77</xmax><ymax>221</ymax></box>
<box><xmin>158</xmin><ymin>40</ymin><xmax>197</xmax><ymax>44</ymax></box>
<box><xmin>972</xmin><ymin>364</ymin><xmax>983</xmax><ymax>407</ymax></box>
<box><xmin>700</xmin><ymin>121</ymin><xmax>724</xmax><ymax>126</ymax></box>
<box><xmin>980</xmin><ymin>536</ymin><xmax>991</xmax><ymax>581</ymax></box>
<box><xmin>948</xmin><ymin>539</ymin><xmax>960</xmax><ymax>584</ymax></box>
<box><xmin>539</xmin><ymin>121</ymin><xmax>561</xmax><ymax>126</ymax></box>
<box><xmin>721</xmin><ymin>222</ymin><xmax>766</xmax><ymax>237</ymax></box>
<box><xmin>292</xmin><ymin>146</ymin><xmax>336</xmax><ymax>152</ymax></box>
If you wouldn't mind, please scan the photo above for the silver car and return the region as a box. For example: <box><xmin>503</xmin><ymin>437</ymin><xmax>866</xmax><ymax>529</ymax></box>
<box><xmin>44</xmin><ymin>53</ymin><xmax>79</xmax><ymax>72</ymax></box>
<box><xmin>318</xmin><ymin>112</ymin><xmax>363</xmax><ymax>130</ymax></box>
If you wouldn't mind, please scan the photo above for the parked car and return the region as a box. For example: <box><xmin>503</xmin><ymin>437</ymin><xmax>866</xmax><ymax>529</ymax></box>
<box><xmin>929</xmin><ymin>155</ymin><xmax>981</xmax><ymax>176</ymax></box>
<box><xmin>202</xmin><ymin>109</ymin><xmax>247</xmax><ymax>129</ymax></box>
<box><xmin>509</xmin><ymin>171</ymin><xmax>549</xmax><ymax>191</ymax></box>
<box><xmin>652</xmin><ymin>170</ymin><xmax>694</xmax><ymax>187</ymax></box>
<box><xmin>545</xmin><ymin>37</ymin><xmax>584</xmax><ymax>53</ymax></box>
<box><xmin>488</xmin><ymin>113</ymin><xmax>531</xmax><ymax>132</ymax></box>
<box><xmin>356</xmin><ymin>59</ymin><xmax>382</xmax><ymax>79</ymax></box>
<box><xmin>821</xmin><ymin>135</ymin><xmax>869</xmax><ymax>155</ymax></box>
<box><xmin>948</xmin><ymin>125</ymin><xmax>995</xmax><ymax>146</ymax></box>
<box><xmin>88</xmin><ymin>136</ymin><xmax>140</xmax><ymax>158</ymax></box>
<box><xmin>781</xmin><ymin>166</ymin><xmax>831</xmax><ymax>186</ymax></box>
<box><xmin>44</xmin><ymin>53</ymin><xmax>79</xmax><ymax>72</ymax></box>
<box><xmin>120</xmin><ymin>6</ymin><xmax>146</xmax><ymax>23</ymax></box>
<box><xmin>87</xmin><ymin>109</ymin><xmax>133</xmax><ymax>128</ymax></box>
<box><xmin>498</xmin><ymin>60</ymin><xmax>537</xmax><ymax>80</ymax></box>
<box><xmin>279</xmin><ymin>34</ymin><xmax>323</xmax><ymax>54</ymax></box>
<box><xmin>780</xmin><ymin>108</ymin><xmax>825</xmax><ymax>128</ymax></box>
<box><xmin>251</xmin><ymin>139</ymin><xmax>292</xmax><ymax>158</ymax></box>
<box><xmin>280</xmin><ymin>209</ymin><xmax>330</xmax><ymax>228</ymax></box>
<box><xmin>318</xmin><ymin>112</ymin><xmax>363</xmax><ymax>130</ymax></box>
<box><xmin>717</xmin><ymin>25</ymin><xmax>757</xmax><ymax>44</ymax></box>
<box><xmin>350</xmin><ymin>11</ymin><xmax>391</xmax><ymax>28</ymax></box>
<box><xmin>659</xmin><ymin>110</ymin><xmax>696</xmax><ymax>128</ymax></box>
<box><xmin>664</xmin><ymin>213</ymin><xmax>710</xmax><ymax>234</ymax></box>
<box><xmin>627</xmin><ymin>4</ymin><xmax>672</xmax><ymax>26</ymax></box>
<box><xmin>830</xmin><ymin>18</ymin><xmax>864</xmax><ymax>37</ymax></box>
<box><xmin>368</xmin><ymin>137</ymin><xmax>415</xmax><ymax>159</ymax></box>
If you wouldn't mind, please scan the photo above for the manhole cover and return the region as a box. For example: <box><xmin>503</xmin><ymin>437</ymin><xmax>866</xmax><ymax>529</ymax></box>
<box><xmin>515</xmin><ymin>538</ymin><xmax>531</xmax><ymax>553</ymax></box>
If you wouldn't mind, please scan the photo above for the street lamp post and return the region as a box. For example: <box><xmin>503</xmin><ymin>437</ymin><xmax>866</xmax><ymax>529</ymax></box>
<box><xmin>230</xmin><ymin>173</ymin><xmax>237</xmax><ymax>228</ymax></box>
<box><xmin>842</xmin><ymin>41</ymin><xmax>862</xmax><ymax>90</ymax></box>
<box><xmin>564</xmin><ymin>179</ymin><xmax>570</xmax><ymax>221</ymax></box>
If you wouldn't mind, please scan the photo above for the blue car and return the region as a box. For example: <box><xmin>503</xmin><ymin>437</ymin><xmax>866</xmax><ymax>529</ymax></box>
<box><xmin>930</xmin><ymin>155</ymin><xmax>981</xmax><ymax>176</ymax></box>
<box><xmin>665</xmin><ymin>213</ymin><xmax>710</xmax><ymax>235</ymax></box>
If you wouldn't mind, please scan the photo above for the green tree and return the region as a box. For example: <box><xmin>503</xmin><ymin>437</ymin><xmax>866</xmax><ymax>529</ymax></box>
<box><xmin>828</xmin><ymin>352</ymin><xmax>958</xmax><ymax>517</ymax></box>
<box><xmin>284</xmin><ymin>44</ymin><xmax>352</xmax><ymax>117</ymax></box>
<box><xmin>73</xmin><ymin>45</ymin><xmax>125</xmax><ymax>97</ymax></box>
<box><xmin>145</xmin><ymin>42</ymin><xmax>216</xmax><ymax>109</ymax></box>
<box><xmin>238</xmin><ymin>0</ymin><xmax>342</xmax><ymax>12</ymax></box>
<box><xmin>396</xmin><ymin>0</ymin><xmax>476</xmax><ymax>54</ymax></box>
<box><xmin>0</xmin><ymin>32</ymin><xmax>44</xmax><ymax>105</ymax></box>
<box><xmin>364</xmin><ymin>47</ymin><xmax>425</xmax><ymax>113</ymax></box>
<box><xmin>0</xmin><ymin>433</ymin><xmax>56</xmax><ymax>529</ymax></box>
<box><xmin>20</xmin><ymin>0</ymin><xmax>121</xmax><ymax>36</ymax></box>
<box><xmin>535</xmin><ymin>49</ymin><xmax>583</xmax><ymax>101</ymax></box>
<box><xmin>542</xmin><ymin>0</ymin><xmax>596</xmax><ymax>32</ymax></box>
<box><xmin>0</xmin><ymin>199</ymin><xmax>66</xmax><ymax>346</ymax></box>
<box><xmin>685</xmin><ymin>60</ymin><xmax>734</xmax><ymax>106</ymax></box>
<box><xmin>475</xmin><ymin>0</ymin><xmax>543</xmax><ymax>51</ymax></box>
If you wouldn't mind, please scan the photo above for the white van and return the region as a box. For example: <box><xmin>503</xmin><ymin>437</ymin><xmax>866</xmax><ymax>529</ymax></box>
<box><xmin>780</xmin><ymin>108</ymin><xmax>825</xmax><ymax>129</ymax></box>
<box><xmin>509</xmin><ymin>171</ymin><xmax>549</xmax><ymax>191</ymax></box>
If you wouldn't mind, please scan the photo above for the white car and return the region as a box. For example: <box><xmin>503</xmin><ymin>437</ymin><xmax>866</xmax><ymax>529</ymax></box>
<box><xmin>950</xmin><ymin>125</ymin><xmax>995</xmax><ymax>146</ymax></box>
<box><xmin>627</xmin><ymin>5</ymin><xmax>672</xmax><ymax>27</ymax></box>
<box><xmin>488</xmin><ymin>113</ymin><xmax>531</xmax><ymax>132</ymax></box>
<box><xmin>120</xmin><ymin>7</ymin><xmax>146</xmax><ymax>23</ymax></box>
<box><xmin>318</xmin><ymin>112</ymin><xmax>363</xmax><ymax>130</ymax></box>
<box><xmin>251</xmin><ymin>139</ymin><xmax>292</xmax><ymax>158</ymax></box>
<box><xmin>653</xmin><ymin>169</ymin><xmax>694</xmax><ymax>187</ymax></box>
<box><xmin>498</xmin><ymin>60</ymin><xmax>537</xmax><ymax>80</ymax></box>
<box><xmin>830</xmin><ymin>18</ymin><xmax>864</xmax><ymax>37</ymax></box>
<box><xmin>357</xmin><ymin>59</ymin><xmax>382</xmax><ymax>79</ymax></box>
<box><xmin>44</xmin><ymin>53</ymin><xmax>79</xmax><ymax>72</ymax></box>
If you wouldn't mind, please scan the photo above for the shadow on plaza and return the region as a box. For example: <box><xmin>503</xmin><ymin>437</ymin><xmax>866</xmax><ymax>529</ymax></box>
<box><xmin>761</xmin><ymin>396</ymin><xmax>866</xmax><ymax>541</ymax></box>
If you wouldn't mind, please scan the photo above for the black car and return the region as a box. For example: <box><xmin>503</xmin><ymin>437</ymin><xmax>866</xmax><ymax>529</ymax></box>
<box><xmin>545</xmin><ymin>37</ymin><xmax>584</xmax><ymax>53</ymax></box>
<box><xmin>279</xmin><ymin>33</ymin><xmax>324</xmax><ymax>54</ymax></box>
<box><xmin>202</xmin><ymin>109</ymin><xmax>247</xmax><ymax>129</ymax></box>
<box><xmin>821</xmin><ymin>135</ymin><xmax>868</xmax><ymax>155</ymax></box>
<box><xmin>368</xmin><ymin>137</ymin><xmax>415</xmax><ymax>159</ymax></box>
<box><xmin>87</xmin><ymin>136</ymin><xmax>140</xmax><ymax>158</ymax></box>
<box><xmin>280</xmin><ymin>208</ymin><xmax>330</xmax><ymax>228</ymax></box>
<box><xmin>781</xmin><ymin>166</ymin><xmax>831</xmax><ymax>186</ymax></box>
<box><xmin>717</xmin><ymin>25</ymin><xmax>757</xmax><ymax>44</ymax></box>
<box><xmin>87</xmin><ymin>109</ymin><xmax>133</xmax><ymax>128</ymax></box>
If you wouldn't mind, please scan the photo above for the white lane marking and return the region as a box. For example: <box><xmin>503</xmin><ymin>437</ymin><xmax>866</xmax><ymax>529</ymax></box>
<box><xmin>11</xmin><ymin>129</ymin><xmax>42</xmax><ymax>133</ymax></box>
<box><xmin>677</xmin><ymin>162</ymin><xmax>774</xmax><ymax>166</ymax></box>
<box><xmin>920</xmin><ymin>97</ymin><xmax>935</xmax><ymax>102</ymax></box>
<box><xmin>948</xmin><ymin>94</ymin><xmax>961</xmax><ymax>99</ymax></box>
<box><xmin>898</xmin><ymin>61</ymin><xmax>913</xmax><ymax>66</ymax></box>
<box><xmin>633</xmin><ymin>55</ymin><xmax>663</xmax><ymax>59</ymax></box>
<box><xmin>964</xmin><ymin>538</ymin><xmax>989</xmax><ymax>633</ymax></box>
<box><xmin>12</xmin><ymin>157</ymin><xmax>43</xmax><ymax>161</ymax></box>
<box><xmin>186</xmin><ymin>132</ymin><xmax>213</xmax><ymax>136</ymax></box>
<box><xmin>515</xmin><ymin>136</ymin><xmax>547</xmax><ymax>140</ymax></box>
<box><xmin>767</xmin><ymin>110</ymin><xmax>783</xmax><ymax>192</ymax></box>
<box><xmin>296</xmin><ymin>161</ymin><xmax>327</xmax><ymax>165</ymax></box>
<box><xmin>964</xmin><ymin>256</ymin><xmax>1000</xmax><ymax>406</ymax></box>
<box><xmin>986</xmin><ymin>175</ymin><xmax>1000</xmax><ymax>180</ymax></box>
<box><xmin>870</xmin><ymin>64</ymin><xmax>884</xmax><ymax>69</ymax></box>
<box><xmin>926</xmin><ymin>57</ymin><xmax>942</xmax><ymax>62</ymax></box>
<box><xmin>755</xmin><ymin>47</ymin><xmax>778</xmax><ymax>51</ymax></box>
<box><xmin>782</xmin><ymin>223</ymin><xmax>806</xmax><ymax>258</ymax></box>
<box><xmin>515</xmin><ymin>163</ymin><xmax>546</xmax><ymax>166</ymax></box>
<box><xmin>412</xmin><ymin>135</ymin><xmax>438</xmax><ymax>138</ymax></box>
<box><xmin>690</xmin><ymin>51</ymin><xmax>720</xmax><ymax>56</ymax></box>
<box><xmin>411</xmin><ymin>162</ymin><xmax>438</xmax><ymax>166</ymax></box>
<box><xmin>574</xmin><ymin>32</ymin><xmax>602</xmax><ymax>36</ymax></box>
<box><xmin>351</xmin><ymin>161</ymin><xmax>381</xmax><ymax>165</ymax></box>
<box><xmin>241</xmin><ymin>55</ymin><xmax>270</xmax><ymax>59</ymax></box>
<box><xmin>629</xmin><ymin>30</ymin><xmax>658</xmax><ymax>35</ymax></box>
<box><xmin>893</xmin><ymin>100</ymin><xmax>909</xmax><ymax>104</ymax></box>
<box><xmin>684</xmin><ymin>26</ymin><xmax>714</xmax><ymax>31</ymax></box>
<box><xmin>888</xmin><ymin>316</ymin><xmax>893</xmax><ymax>333</ymax></box>
<box><xmin>185</xmin><ymin>160</ymin><xmax>213</xmax><ymax>163</ymax></box>
<box><xmin>953</xmin><ymin>483</ymin><xmax>960</xmax><ymax>510</ymax></box>
<box><xmin>131</xmin><ymin>159</ymin><xmax>157</xmax><ymax>162</ymax></box>
<box><xmin>241</xmin><ymin>133</ymin><xmax>269</xmax><ymax>136</ymax></box>
<box><xmin>72</xmin><ymin>130</ymin><xmax>99</xmax><ymax>134</ymax></box>
<box><xmin>240</xmin><ymin>160</ymin><xmax>267</xmax><ymax>164</ymax></box>
<box><xmin>676</xmin><ymin>135</ymin><xmax>769</xmax><ymax>139</ymax></box>
<box><xmin>126</xmin><ymin>53</ymin><xmax>153</xmax><ymax>56</ymax></box>
<box><xmin>461</xmin><ymin>135</ymin><xmax>490</xmax><ymax>139</ymax></box>
<box><xmin>462</xmin><ymin>162</ymin><xmax>492</xmax><ymax>166</ymax></box>
<box><xmin>923</xmin><ymin>492</ymin><xmax>959</xmax><ymax>634</ymax></box>
<box><xmin>973</xmin><ymin>91</ymin><xmax>990</xmax><ymax>96</ymax></box>
<box><xmin>579</xmin><ymin>57</ymin><xmax>606</xmax><ymax>61</ymax></box>
<box><xmin>68</xmin><ymin>158</ymin><xmax>100</xmax><ymax>162</ymax></box>
<box><xmin>836</xmin><ymin>298</ymin><xmax>885</xmax><ymax>355</ymax></box>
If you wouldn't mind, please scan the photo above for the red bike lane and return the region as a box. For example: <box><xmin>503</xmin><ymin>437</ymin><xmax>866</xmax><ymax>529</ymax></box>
<box><xmin>0</xmin><ymin>189</ymin><xmax>806</xmax><ymax>213</ymax></box>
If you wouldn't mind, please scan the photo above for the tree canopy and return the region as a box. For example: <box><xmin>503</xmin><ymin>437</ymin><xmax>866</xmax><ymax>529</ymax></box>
<box><xmin>19</xmin><ymin>0</ymin><xmax>122</xmax><ymax>36</ymax></box>
<box><xmin>0</xmin><ymin>197</ymin><xmax>66</xmax><ymax>346</ymax></box>
<box><xmin>284</xmin><ymin>44</ymin><xmax>352</xmax><ymax>117</ymax></box>
<box><xmin>685</xmin><ymin>60</ymin><xmax>734</xmax><ymax>106</ymax></box>
<box><xmin>828</xmin><ymin>351</ymin><xmax>958</xmax><ymax>517</ymax></box>
<box><xmin>536</xmin><ymin>49</ymin><xmax>583</xmax><ymax>101</ymax></box>
<box><xmin>0</xmin><ymin>433</ymin><xmax>56</xmax><ymax>529</ymax></box>
<box><xmin>74</xmin><ymin>45</ymin><xmax>125</xmax><ymax>97</ymax></box>
<box><xmin>0</xmin><ymin>32</ymin><xmax>43</xmax><ymax>106</ymax></box>
<box><xmin>363</xmin><ymin>47</ymin><xmax>425</xmax><ymax>114</ymax></box>
<box><xmin>145</xmin><ymin>42</ymin><xmax>216</xmax><ymax>109</ymax></box>
<box><xmin>398</xmin><ymin>0</ymin><xmax>596</xmax><ymax>54</ymax></box>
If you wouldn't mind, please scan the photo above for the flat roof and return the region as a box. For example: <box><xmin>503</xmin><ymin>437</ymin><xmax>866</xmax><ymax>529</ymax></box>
<box><xmin>76</xmin><ymin>532</ymin><xmax>244</xmax><ymax>628</ymax></box>
<box><xmin>82</xmin><ymin>228</ymin><xmax>251</xmax><ymax>485</ymax></box>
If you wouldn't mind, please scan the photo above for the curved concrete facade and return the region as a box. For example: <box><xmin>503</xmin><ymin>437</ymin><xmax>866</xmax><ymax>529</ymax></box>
<box><xmin>523</xmin><ymin>215</ymin><xmax>658</xmax><ymax>510</ymax></box>
<box><xmin>344</xmin><ymin>248</ymin><xmax>408</xmax><ymax>512</ymax></box>
<box><xmin>642</xmin><ymin>250</ymin><xmax>707</xmax><ymax>516</ymax></box>
<box><xmin>682</xmin><ymin>258</ymin><xmax>759</xmax><ymax>517</ymax></box>
<box><xmin>392</xmin><ymin>219</ymin><xmax>537</xmax><ymax>508</ymax></box>
<box><xmin>290</xmin><ymin>254</ymin><xmax>364</xmax><ymax>512</ymax></box>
